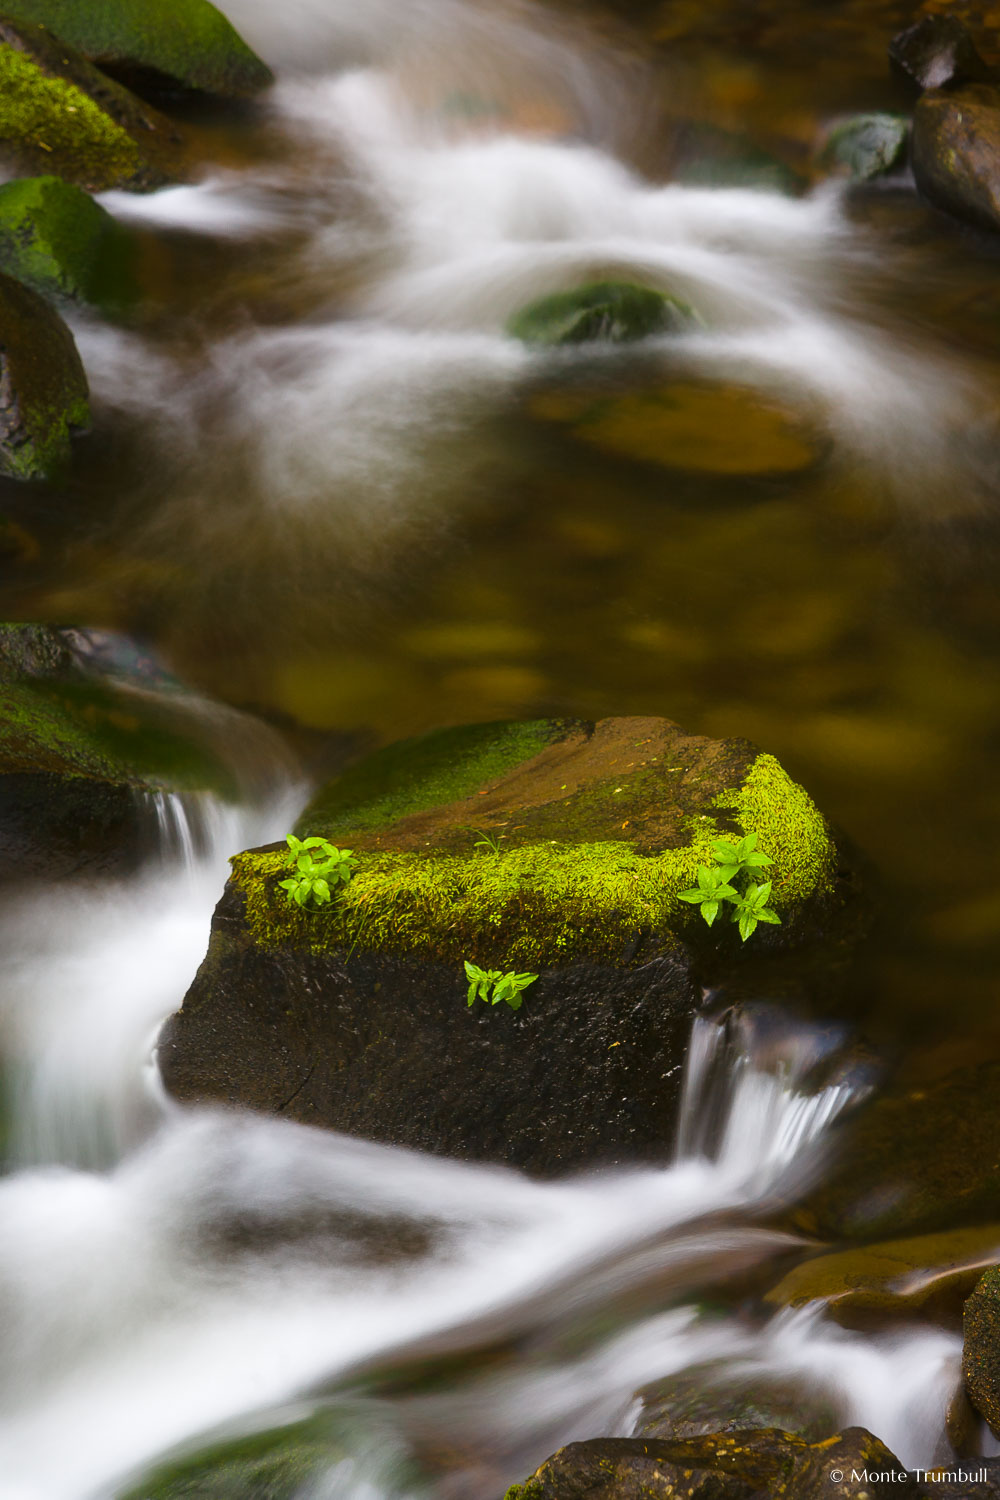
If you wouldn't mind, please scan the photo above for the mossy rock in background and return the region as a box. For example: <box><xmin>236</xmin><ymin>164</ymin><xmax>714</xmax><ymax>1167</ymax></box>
<box><xmin>0</xmin><ymin>621</ymin><xmax>235</xmax><ymax>879</ymax></box>
<box><xmin>159</xmin><ymin>716</ymin><xmax>858</xmax><ymax>1174</ymax></box>
<box><xmin>889</xmin><ymin>15</ymin><xmax>993</xmax><ymax>94</ymax></box>
<box><xmin>818</xmin><ymin>114</ymin><xmax>909</xmax><ymax>183</ymax></box>
<box><xmin>507</xmin><ymin>281</ymin><xmax>693</xmax><ymax>346</ymax></box>
<box><xmin>792</xmin><ymin>1061</ymin><xmax>1000</xmax><ymax>1242</ymax></box>
<box><xmin>635</xmin><ymin>1365</ymin><xmax>839</xmax><ymax>1444</ymax></box>
<box><xmin>116</xmin><ymin>1413</ymin><xmax>343</xmax><ymax>1500</ymax></box>
<box><xmin>0</xmin><ymin>16</ymin><xmax>184</xmax><ymax>192</ymax></box>
<box><xmin>0</xmin><ymin>269</ymin><xmax>88</xmax><ymax>480</ymax></box>
<box><xmin>964</xmin><ymin>1267</ymin><xmax>1000</xmax><ymax>1437</ymax></box>
<box><xmin>6</xmin><ymin>0</ymin><xmax>273</xmax><ymax>101</ymax></box>
<box><xmin>0</xmin><ymin>176</ymin><xmax>135</xmax><ymax>308</ymax></box>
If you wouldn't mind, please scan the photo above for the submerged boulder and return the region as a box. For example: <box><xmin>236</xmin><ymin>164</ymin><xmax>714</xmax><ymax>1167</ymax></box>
<box><xmin>507</xmin><ymin>281</ymin><xmax>693</xmax><ymax>346</ymax></box>
<box><xmin>635</xmin><ymin>1366</ymin><xmax>839</xmax><ymax>1444</ymax></box>
<box><xmin>159</xmin><ymin>715</ymin><xmax>857</xmax><ymax>1174</ymax></box>
<box><xmin>5</xmin><ymin>0</ymin><xmax>273</xmax><ymax>100</ymax></box>
<box><xmin>912</xmin><ymin>84</ymin><xmax>1000</xmax><ymax>234</ymax></box>
<box><xmin>0</xmin><ymin>269</ymin><xmax>88</xmax><ymax>479</ymax></box>
<box><xmin>0</xmin><ymin>16</ymin><xmax>184</xmax><ymax>191</ymax></box>
<box><xmin>117</xmin><ymin>1412</ymin><xmax>347</xmax><ymax>1500</ymax></box>
<box><xmin>0</xmin><ymin>176</ymin><xmax>134</xmax><ymax>308</ymax></box>
<box><xmin>0</xmin><ymin>621</ymin><xmax>233</xmax><ymax>878</ymax></box>
<box><xmin>793</xmin><ymin>1061</ymin><xmax>1000</xmax><ymax>1242</ymax></box>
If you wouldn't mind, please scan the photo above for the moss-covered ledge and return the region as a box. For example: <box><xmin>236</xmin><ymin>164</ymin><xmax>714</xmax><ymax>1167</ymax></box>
<box><xmin>231</xmin><ymin>716</ymin><xmax>842</xmax><ymax>969</ymax></box>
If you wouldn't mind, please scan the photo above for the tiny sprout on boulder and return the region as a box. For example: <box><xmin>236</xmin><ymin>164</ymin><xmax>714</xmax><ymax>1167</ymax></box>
<box><xmin>678</xmin><ymin>831</ymin><xmax>781</xmax><ymax>942</ymax></box>
<box><xmin>464</xmin><ymin>961</ymin><xmax>538</xmax><ymax>1011</ymax></box>
<box><xmin>279</xmin><ymin>834</ymin><xmax>358</xmax><ymax>910</ymax></box>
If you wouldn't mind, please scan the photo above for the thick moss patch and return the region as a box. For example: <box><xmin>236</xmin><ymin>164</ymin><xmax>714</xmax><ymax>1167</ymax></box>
<box><xmin>0</xmin><ymin>269</ymin><xmax>89</xmax><ymax>480</ymax></box>
<box><xmin>116</xmin><ymin>1415</ymin><xmax>341</xmax><ymax>1500</ymax></box>
<box><xmin>0</xmin><ymin>175</ymin><xmax>134</xmax><ymax>308</ymax></box>
<box><xmin>234</xmin><ymin>717</ymin><xmax>840</xmax><ymax>967</ymax></box>
<box><xmin>0</xmin><ymin>19</ymin><xmax>183</xmax><ymax>192</ymax></box>
<box><xmin>7</xmin><ymin>0</ymin><xmax>273</xmax><ymax>99</ymax></box>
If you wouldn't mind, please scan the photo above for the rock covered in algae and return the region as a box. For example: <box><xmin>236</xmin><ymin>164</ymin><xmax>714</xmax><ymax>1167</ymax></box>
<box><xmin>0</xmin><ymin>621</ymin><xmax>234</xmax><ymax>879</ymax></box>
<box><xmin>0</xmin><ymin>175</ymin><xmax>134</xmax><ymax>308</ymax></box>
<box><xmin>964</xmin><ymin>1266</ymin><xmax>1000</xmax><ymax>1437</ymax></box>
<box><xmin>159</xmin><ymin>715</ymin><xmax>858</xmax><ymax>1174</ymax></box>
<box><xmin>507</xmin><ymin>281</ymin><xmax>693</xmax><ymax>346</ymax></box>
<box><xmin>116</xmin><ymin>1412</ymin><xmax>350</xmax><ymax>1500</ymax></box>
<box><xmin>4</xmin><ymin>0</ymin><xmax>273</xmax><ymax>100</ymax></box>
<box><xmin>912</xmin><ymin>84</ymin><xmax>1000</xmax><ymax>235</ymax></box>
<box><xmin>0</xmin><ymin>268</ymin><xmax>88</xmax><ymax>479</ymax></box>
<box><xmin>819</xmin><ymin>114</ymin><xmax>909</xmax><ymax>182</ymax></box>
<box><xmin>635</xmin><ymin>1365</ymin><xmax>839</xmax><ymax>1444</ymax></box>
<box><xmin>0</xmin><ymin>15</ymin><xmax>184</xmax><ymax>191</ymax></box>
<box><xmin>501</xmin><ymin>1428</ymin><xmax>944</xmax><ymax>1500</ymax></box>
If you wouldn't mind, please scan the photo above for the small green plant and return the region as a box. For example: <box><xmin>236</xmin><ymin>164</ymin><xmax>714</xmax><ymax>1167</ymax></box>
<box><xmin>678</xmin><ymin>832</ymin><xmax>781</xmax><ymax>942</ymax></box>
<box><xmin>279</xmin><ymin>834</ymin><xmax>358</xmax><ymax>909</ymax></box>
<box><xmin>473</xmin><ymin>829</ymin><xmax>502</xmax><ymax>855</ymax></box>
<box><xmin>464</xmin><ymin>961</ymin><xmax>538</xmax><ymax>1011</ymax></box>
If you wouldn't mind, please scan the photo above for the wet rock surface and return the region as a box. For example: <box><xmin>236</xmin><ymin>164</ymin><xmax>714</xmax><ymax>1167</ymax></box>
<box><xmin>502</xmin><ymin>1429</ymin><xmax>1000</xmax><ymax>1500</ymax></box>
<box><xmin>0</xmin><ymin>15</ymin><xmax>184</xmax><ymax>191</ymax></box>
<box><xmin>4</xmin><ymin>0</ymin><xmax>273</xmax><ymax>101</ymax></box>
<box><xmin>819</xmin><ymin>113</ymin><xmax>908</xmax><ymax>182</ymax></box>
<box><xmin>0</xmin><ymin>175</ymin><xmax>134</xmax><ymax>309</ymax></box>
<box><xmin>508</xmin><ymin>281</ymin><xmax>693</xmax><ymax>346</ymax></box>
<box><xmin>0</xmin><ymin>268</ymin><xmax>88</xmax><ymax>480</ymax></box>
<box><xmin>159</xmin><ymin>715</ymin><xmax>859</xmax><ymax>1171</ymax></box>
<box><xmin>963</xmin><ymin>1266</ymin><xmax>1000</xmax><ymax>1436</ymax></box>
<box><xmin>912</xmin><ymin>83</ymin><xmax>1000</xmax><ymax>234</ymax></box>
<box><xmin>889</xmin><ymin>15</ymin><xmax>993</xmax><ymax>94</ymax></box>
<box><xmin>635</xmin><ymin>1366</ymin><xmax>839</xmax><ymax>1443</ymax></box>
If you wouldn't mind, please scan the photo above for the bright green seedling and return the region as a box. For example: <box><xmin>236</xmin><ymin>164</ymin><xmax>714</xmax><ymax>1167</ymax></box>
<box><xmin>464</xmin><ymin>960</ymin><xmax>538</xmax><ymax>1011</ymax></box>
<box><xmin>473</xmin><ymin>829</ymin><xmax>502</xmax><ymax>855</ymax></box>
<box><xmin>677</xmin><ymin>831</ymin><xmax>781</xmax><ymax>942</ymax></box>
<box><xmin>279</xmin><ymin>834</ymin><xmax>359</xmax><ymax>910</ymax></box>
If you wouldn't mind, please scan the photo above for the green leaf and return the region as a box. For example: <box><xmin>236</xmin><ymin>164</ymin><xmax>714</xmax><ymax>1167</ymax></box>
<box><xmin>711</xmin><ymin>840</ymin><xmax>742</xmax><ymax>864</ymax></box>
<box><xmin>738</xmin><ymin>911</ymin><xmax>758</xmax><ymax>942</ymax></box>
<box><xmin>700</xmin><ymin>900</ymin><xmax>720</xmax><ymax>927</ymax></box>
<box><xmin>312</xmin><ymin>878</ymin><xmax>331</xmax><ymax>903</ymax></box>
<box><xmin>678</xmin><ymin>886</ymin><xmax>707</xmax><ymax>904</ymax></box>
<box><xmin>742</xmin><ymin>850</ymin><xmax>773</xmax><ymax>868</ymax></box>
<box><xmin>464</xmin><ymin>961</ymin><xmax>481</xmax><ymax>981</ymax></box>
<box><xmin>506</xmin><ymin>992</ymin><xmax>523</xmax><ymax>1011</ymax></box>
<box><xmin>756</xmin><ymin>908</ymin><xmax>781</xmax><ymax>925</ymax></box>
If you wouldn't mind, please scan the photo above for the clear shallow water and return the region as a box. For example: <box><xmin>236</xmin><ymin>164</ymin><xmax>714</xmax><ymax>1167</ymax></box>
<box><xmin>0</xmin><ymin>0</ymin><xmax>997</xmax><ymax>1490</ymax></box>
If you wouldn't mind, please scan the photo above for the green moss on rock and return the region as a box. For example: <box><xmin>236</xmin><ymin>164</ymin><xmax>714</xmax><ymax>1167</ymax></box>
<box><xmin>0</xmin><ymin>18</ymin><xmax>183</xmax><ymax>192</ymax></box>
<box><xmin>116</xmin><ymin>1415</ymin><xmax>341</xmax><ymax>1500</ymax></box>
<box><xmin>964</xmin><ymin>1266</ymin><xmax>1000</xmax><ymax>1436</ymax></box>
<box><xmin>819</xmin><ymin>114</ymin><xmax>909</xmax><ymax>182</ymax></box>
<box><xmin>7</xmin><ymin>0</ymin><xmax>273</xmax><ymax>99</ymax></box>
<box><xmin>0</xmin><ymin>175</ymin><xmax>134</xmax><ymax>308</ymax></box>
<box><xmin>507</xmin><ymin>281</ymin><xmax>694</xmax><ymax>347</ymax></box>
<box><xmin>0</xmin><ymin>269</ymin><xmax>89</xmax><ymax>480</ymax></box>
<box><xmin>233</xmin><ymin>716</ymin><xmax>843</xmax><ymax>968</ymax></box>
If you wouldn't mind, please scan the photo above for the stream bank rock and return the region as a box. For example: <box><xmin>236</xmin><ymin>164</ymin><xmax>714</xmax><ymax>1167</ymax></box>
<box><xmin>0</xmin><ymin>16</ymin><xmax>184</xmax><ymax>191</ymax></box>
<box><xmin>0</xmin><ymin>175</ymin><xmax>134</xmax><ymax>308</ymax></box>
<box><xmin>508</xmin><ymin>282</ymin><xmax>692</xmax><ymax>346</ymax></box>
<box><xmin>4</xmin><ymin>0</ymin><xmax>273</xmax><ymax>100</ymax></box>
<box><xmin>0</xmin><ymin>269</ymin><xmax>88</xmax><ymax>479</ymax></box>
<box><xmin>159</xmin><ymin>715</ymin><xmax>857</xmax><ymax>1174</ymax></box>
<box><xmin>889</xmin><ymin>15</ymin><xmax>993</xmax><ymax>94</ymax></box>
<box><xmin>963</xmin><ymin>1267</ymin><xmax>1000</xmax><ymax>1436</ymax></box>
<box><xmin>503</xmin><ymin>1431</ymin><xmax>1000</xmax><ymax>1500</ymax></box>
<box><xmin>0</xmin><ymin>621</ymin><xmax>234</xmax><ymax>878</ymax></box>
<box><xmin>912</xmin><ymin>84</ymin><xmax>1000</xmax><ymax>234</ymax></box>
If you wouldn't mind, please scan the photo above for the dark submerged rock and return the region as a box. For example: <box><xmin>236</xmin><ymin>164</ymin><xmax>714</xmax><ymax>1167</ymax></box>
<box><xmin>507</xmin><ymin>281</ymin><xmax>693</xmax><ymax>346</ymax></box>
<box><xmin>635</xmin><ymin>1365</ymin><xmax>839</xmax><ymax>1443</ymax></box>
<box><xmin>793</xmin><ymin>1061</ymin><xmax>1000</xmax><ymax>1241</ymax></box>
<box><xmin>964</xmin><ymin>1266</ymin><xmax>1000</xmax><ymax>1436</ymax></box>
<box><xmin>116</xmin><ymin>1412</ymin><xmax>345</xmax><ymax>1500</ymax></box>
<box><xmin>159</xmin><ymin>715</ymin><xmax>858</xmax><ymax>1173</ymax></box>
<box><xmin>0</xmin><ymin>269</ymin><xmax>88</xmax><ymax>480</ymax></box>
<box><xmin>912</xmin><ymin>84</ymin><xmax>1000</xmax><ymax>234</ymax></box>
<box><xmin>0</xmin><ymin>15</ymin><xmax>184</xmax><ymax>191</ymax></box>
<box><xmin>4</xmin><ymin>0</ymin><xmax>273</xmax><ymax>100</ymax></box>
<box><xmin>0</xmin><ymin>175</ymin><xmax>135</xmax><ymax>309</ymax></box>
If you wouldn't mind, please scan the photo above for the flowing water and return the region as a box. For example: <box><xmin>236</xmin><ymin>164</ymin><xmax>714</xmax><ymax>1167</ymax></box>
<box><xmin>1</xmin><ymin>0</ymin><xmax>999</xmax><ymax>1492</ymax></box>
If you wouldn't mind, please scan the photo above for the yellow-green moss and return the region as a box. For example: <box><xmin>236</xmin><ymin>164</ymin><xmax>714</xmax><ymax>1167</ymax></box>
<box><xmin>235</xmin><ymin>753</ymin><xmax>836</xmax><ymax>967</ymax></box>
<box><xmin>0</xmin><ymin>44</ymin><xmax>141</xmax><ymax>188</ymax></box>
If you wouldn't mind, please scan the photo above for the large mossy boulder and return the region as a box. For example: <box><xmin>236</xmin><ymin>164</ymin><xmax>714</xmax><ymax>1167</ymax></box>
<box><xmin>6</xmin><ymin>0</ymin><xmax>273</xmax><ymax>100</ymax></box>
<box><xmin>0</xmin><ymin>15</ymin><xmax>184</xmax><ymax>191</ymax></box>
<box><xmin>0</xmin><ymin>269</ymin><xmax>88</xmax><ymax>479</ymax></box>
<box><xmin>0</xmin><ymin>621</ymin><xmax>233</xmax><ymax>878</ymax></box>
<box><xmin>502</xmin><ymin>1429</ymin><xmax>970</xmax><ymax>1500</ymax></box>
<box><xmin>158</xmin><ymin>715</ymin><xmax>857</xmax><ymax>1174</ymax></box>
<box><xmin>964</xmin><ymin>1267</ymin><xmax>1000</xmax><ymax>1436</ymax></box>
<box><xmin>0</xmin><ymin>176</ymin><xmax>134</xmax><ymax>308</ymax></box>
<box><xmin>508</xmin><ymin>282</ymin><xmax>692</xmax><ymax>347</ymax></box>
<box><xmin>793</xmin><ymin>1062</ymin><xmax>1000</xmax><ymax>1242</ymax></box>
<box><xmin>912</xmin><ymin>84</ymin><xmax>1000</xmax><ymax>234</ymax></box>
